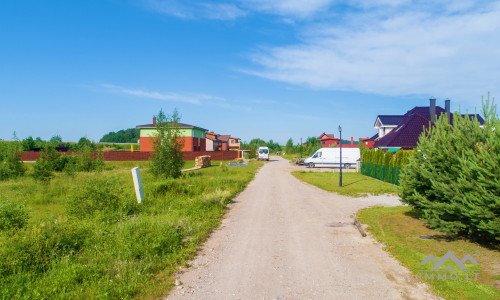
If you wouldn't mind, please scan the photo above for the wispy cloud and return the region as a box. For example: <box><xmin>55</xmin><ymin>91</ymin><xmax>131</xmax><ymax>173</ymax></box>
<box><xmin>240</xmin><ymin>0</ymin><xmax>335</xmax><ymax>18</ymax></box>
<box><xmin>101</xmin><ymin>84</ymin><xmax>227</xmax><ymax>104</ymax></box>
<box><xmin>245</xmin><ymin>1</ymin><xmax>500</xmax><ymax>102</ymax></box>
<box><xmin>142</xmin><ymin>0</ymin><xmax>246</xmax><ymax>20</ymax></box>
<box><xmin>101</xmin><ymin>84</ymin><xmax>252</xmax><ymax>111</ymax></box>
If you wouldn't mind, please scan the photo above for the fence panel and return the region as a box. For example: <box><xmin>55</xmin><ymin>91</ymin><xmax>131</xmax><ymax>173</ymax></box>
<box><xmin>360</xmin><ymin>162</ymin><xmax>400</xmax><ymax>186</ymax></box>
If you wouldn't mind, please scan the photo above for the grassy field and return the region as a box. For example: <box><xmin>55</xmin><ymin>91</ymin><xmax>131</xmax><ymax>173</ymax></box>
<box><xmin>291</xmin><ymin>171</ymin><xmax>399</xmax><ymax>197</ymax></box>
<box><xmin>0</xmin><ymin>159</ymin><xmax>264</xmax><ymax>299</ymax></box>
<box><xmin>358</xmin><ymin>206</ymin><xmax>500</xmax><ymax>300</ymax></box>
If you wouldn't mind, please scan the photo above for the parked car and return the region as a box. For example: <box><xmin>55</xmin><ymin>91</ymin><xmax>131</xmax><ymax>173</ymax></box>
<box><xmin>258</xmin><ymin>147</ymin><xmax>269</xmax><ymax>161</ymax></box>
<box><xmin>304</xmin><ymin>148</ymin><xmax>360</xmax><ymax>169</ymax></box>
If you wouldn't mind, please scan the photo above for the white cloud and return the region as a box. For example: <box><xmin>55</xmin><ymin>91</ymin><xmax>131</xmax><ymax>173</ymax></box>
<box><xmin>245</xmin><ymin>2</ymin><xmax>500</xmax><ymax>103</ymax></box>
<box><xmin>143</xmin><ymin>0</ymin><xmax>246</xmax><ymax>20</ymax></box>
<box><xmin>101</xmin><ymin>84</ymin><xmax>226</xmax><ymax>104</ymax></box>
<box><xmin>241</xmin><ymin>0</ymin><xmax>335</xmax><ymax>18</ymax></box>
<box><xmin>101</xmin><ymin>84</ymin><xmax>253</xmax><ymax>111</ymax></box>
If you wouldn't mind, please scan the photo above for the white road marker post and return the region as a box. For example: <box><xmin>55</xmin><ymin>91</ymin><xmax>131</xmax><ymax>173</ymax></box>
<box><xmin>131</xmin><ymin>167</ymin><xmax>144</xmax><ymax>203</ymax></box>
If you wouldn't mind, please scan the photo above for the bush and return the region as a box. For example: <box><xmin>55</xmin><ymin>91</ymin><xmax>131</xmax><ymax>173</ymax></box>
<box><xmin>32</xmin><ymin>156</ymin><xmax>54</xmax><ymax>183</ymax></box>
<box><xmin>66</xmin><ymin>177</ymin><xmax>137</xmax><ymax>221</ymax></box>
<box><xmin>0</xmin><ymin>199</ymin><xmax>30</xmax><ymax>230</ymax></box>
<box><xmin>0</xmin><ymin>144</ymin><xmax>26</xmax><ymax>181</ymax></box>
<box><xmin>400</xmin><ymin>95</ymin><xmax>500</xmax><ymax>242</ymax></box>
<box><xmin>76</xmin><ymin>145</ymin><xmax>95</xmax><ymax>172</ymax></box>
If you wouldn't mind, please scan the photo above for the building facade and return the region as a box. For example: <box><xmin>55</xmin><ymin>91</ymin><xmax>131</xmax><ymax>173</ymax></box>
<box><xmin>137</xmin><ymin>117</ymin><xmax>207</xmax><ymax>152</ymax></box>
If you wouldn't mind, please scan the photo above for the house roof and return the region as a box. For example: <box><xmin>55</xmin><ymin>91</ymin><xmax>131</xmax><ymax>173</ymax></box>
<box><xmin>218</xmin><ymin>135</ymin><xmax>231</xmax><ymax>142</ymax></box>
<box><xmin>374</xmin><ymin>115</ymin><xmax>404</xmax><ymax>127</ymax></box>
<box><xmin>374</xmin><ymin>113</ymin><xmax>430</xmax><ymax>148</ymax></box>
<box><xmin>136</xmin><ymin>122</ymin><xmax>208</xmax><ymax>131</ymax></box>
<box><xmin>369</xmin><ymin>133</ymin><xmax>379</xmax><ymax>141</ymax></box>
<box><xmin>374</xmin><ymin>106</ymin><xmax>485</xmax><ymax>148</ymax></box>
<box><xmin>318</xmin><ymin>132</ymin><xmax>337</xmax><ymax>140</ymax></box>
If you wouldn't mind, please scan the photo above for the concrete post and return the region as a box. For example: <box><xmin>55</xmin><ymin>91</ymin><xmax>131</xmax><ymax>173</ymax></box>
<box><xmin>131</xmin><ymin>167</ymin><xmax>144</xmax><ymax>203</ymax></box>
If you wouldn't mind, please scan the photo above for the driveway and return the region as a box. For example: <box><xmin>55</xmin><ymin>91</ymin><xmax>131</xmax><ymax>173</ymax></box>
<box><xmin>167</xmin><ymin>156</ymin><xmax>434</xmax><ymax>299</ymax></box>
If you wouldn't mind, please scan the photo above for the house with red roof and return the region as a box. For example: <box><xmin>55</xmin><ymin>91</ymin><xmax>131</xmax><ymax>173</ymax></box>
<box><xmin>318</xmin><ymin>133</ymin><xmax>339</xmax><ymax>147</ymax></box>
<box><xmin>318</xmin><ymin>133</ymin><xmax>360</xmax><ymax>148</ymax></box>
<box><xmin>373</xmin><ymin>98</ymin><xmax>485</xmax><ymax>151</ymax></box>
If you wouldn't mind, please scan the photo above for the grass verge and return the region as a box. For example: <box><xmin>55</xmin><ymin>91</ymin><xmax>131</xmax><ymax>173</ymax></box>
<box><xmin>358</xmin><ymin>206</ymin><xmax>500</xmax><ymax>299</ymax></box>
<box><xmin>291</xmin><ymin>170</ymin><xmax>399</xmax><ymax>197</ymax></box>
<box><xmin>0</xmin><ymin>160</ymin><xmax>264</xmax><ymax>299</ymax></box>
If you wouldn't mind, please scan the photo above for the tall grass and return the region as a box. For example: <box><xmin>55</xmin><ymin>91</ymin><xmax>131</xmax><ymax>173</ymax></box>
<box><xmin>0</xmin><ymin>160</ymin><xmax>264</xmax><ymax>299</ymax></box>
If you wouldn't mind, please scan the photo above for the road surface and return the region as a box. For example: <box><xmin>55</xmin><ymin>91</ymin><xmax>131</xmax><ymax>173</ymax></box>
<box><xmin>167</xmin><ymin>156</ymin><xmax>434</xmax><ymax>299</ymax></box>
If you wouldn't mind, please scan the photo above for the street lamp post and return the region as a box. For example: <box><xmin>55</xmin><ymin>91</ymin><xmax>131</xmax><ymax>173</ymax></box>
<box><xmin>338</xmin><ymin>125</ymin><xmax>342</xmax><ymax>187</ymax></box>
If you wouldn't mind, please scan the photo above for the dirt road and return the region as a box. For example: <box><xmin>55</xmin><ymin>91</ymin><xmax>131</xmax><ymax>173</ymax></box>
<box><xmin>167</xmin><ymin>157</ymin><xmax>434</xmax><ymax>299</ymax></box>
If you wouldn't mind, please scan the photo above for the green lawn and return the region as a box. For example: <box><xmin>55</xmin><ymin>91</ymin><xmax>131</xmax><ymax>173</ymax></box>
<box><xmin>358</xmin><ymin>206</ymin><xmax>500</xmax><ymax>300</ymax></box>
<box><xmin>0</xmin><ymin>159</ymin><xmax>264</xmax><ymax>299</ymax></box>
<box><xmin>291</xmin><ymin>171</ymin><xmax>399</xmax><ymax>197</ymax></box>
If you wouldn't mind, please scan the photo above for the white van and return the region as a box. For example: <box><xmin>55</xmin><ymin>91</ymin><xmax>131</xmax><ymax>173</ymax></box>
<box><xmin>304</xmin><ymin>147</ymin><xmax>360</xmax><ymax>169</ymax></box>
<box><xmin>258</xmin><ymin>147</ymin><xmax>270</xmax><ymax>161</ymax></box>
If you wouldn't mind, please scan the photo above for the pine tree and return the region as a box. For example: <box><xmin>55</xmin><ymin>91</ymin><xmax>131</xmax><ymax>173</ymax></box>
<box><xmin>400</xmin><ymin>95</ymin><xmax>499</xmax><ymax>242</ymax></box>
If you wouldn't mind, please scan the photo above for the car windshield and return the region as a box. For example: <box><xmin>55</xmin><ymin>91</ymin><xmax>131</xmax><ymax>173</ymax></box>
<box><xmin>259</xmin><ymin>149</ymin><xmax>268</xmax><ymax>154</ymax></box>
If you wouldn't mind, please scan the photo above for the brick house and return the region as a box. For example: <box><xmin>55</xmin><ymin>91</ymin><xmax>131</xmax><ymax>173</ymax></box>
<box><xmin>205</xmin><ymin>132</ymin><xmax>227</xmax><ymax>151</ymax></box>
<box><xmin>318</xmin><ymin>133</ymin><xmax>359</xmax><ymax>148</ymax></box>
<box><xmin>218</xmin><ymin>135</ymin><xmax>241</xmax><ymax>150</ymax></box>
<box><xmin>136</xmin><ymin>117</ymin><xmax>208</xmax><ymax>152</ymax></box>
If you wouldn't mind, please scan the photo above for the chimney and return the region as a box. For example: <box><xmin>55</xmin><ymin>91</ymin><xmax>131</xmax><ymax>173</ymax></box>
<box><xmin>429</xmin><ymin>97</ymin><xmax>436</xmax><ymax>123</ymax></box>
<box><xmin>351</xmin><ymin>137</ymin><xmax>354</xmax><ymax>145</ymax></box>
<box><xmin>153</xmin><ymin>116</ymin><xmax>156</xmax><ymax>126</ymax></box>
<box><xmin>445</xmin><ymin>99</ymin><xmax>451</xmax><ymax>123</ymax></box>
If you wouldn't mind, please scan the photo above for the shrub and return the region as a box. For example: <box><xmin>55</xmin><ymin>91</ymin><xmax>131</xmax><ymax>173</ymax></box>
<box><xmin>76</xmin><ymin>145</ymin><xmax>95</xmax><ymax>172</ymax></box>
<box><xmin>0</xmin><ymin>199</ymin><xmax>30</xmax><ymax>230</ymax></box>
<box><xmin>66</xmin><ymin>177</ymin><xmax>137</xmax><ymax>221</ymax></box>
<box><xmin>400</xmin><ymin>95</ymin><xmax>500</xmax><ymax>242</ymax></box>
<box><xmin>32</xmin><ymin>156</ymin><xmax>54</xmax><ymax>183</ymax></box>
<box><xmin>0</xmin><ymin>144</ymin><xmax>26</xmax><ymax>181</ymax></box>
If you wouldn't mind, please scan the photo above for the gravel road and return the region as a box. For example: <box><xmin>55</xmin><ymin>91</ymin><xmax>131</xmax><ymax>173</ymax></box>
<box><xmin>167</xmin><ymin>156</ymin><xmax>435</xmax><ymax>299</ymax></box>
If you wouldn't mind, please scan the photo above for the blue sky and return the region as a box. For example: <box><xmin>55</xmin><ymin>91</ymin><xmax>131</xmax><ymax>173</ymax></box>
<box><xmin>1</xmin><ymin>0</ymin><xmax>499</xmax><ymax>144</ymax></box>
